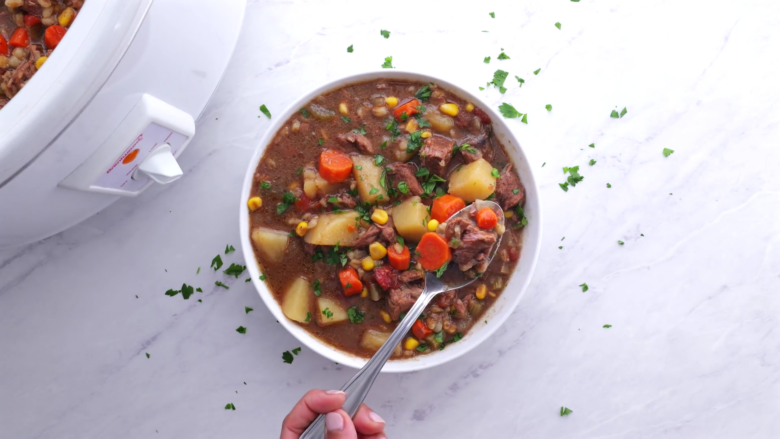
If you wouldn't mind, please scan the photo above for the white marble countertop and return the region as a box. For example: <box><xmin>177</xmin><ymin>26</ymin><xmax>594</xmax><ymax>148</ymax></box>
<box><xmin>2</xmin><ymin>0</ymin><xmax>779</xmax><ymax>437</ymax></box>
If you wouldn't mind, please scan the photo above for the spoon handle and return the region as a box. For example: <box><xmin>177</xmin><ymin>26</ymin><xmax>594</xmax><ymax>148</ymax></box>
<box><xmin>300</xmin><ymin>274</ymin><xmax>445</xmax><ymax>438</ymax></box>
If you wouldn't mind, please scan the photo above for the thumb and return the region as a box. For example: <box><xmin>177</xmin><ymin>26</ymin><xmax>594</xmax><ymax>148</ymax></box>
<box><xmin>325</xmin><ymin>410</ymin><xmax>358</xmax><ymax>439</ymax></box>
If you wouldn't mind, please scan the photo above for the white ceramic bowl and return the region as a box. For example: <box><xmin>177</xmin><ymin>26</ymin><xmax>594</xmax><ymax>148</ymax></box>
<box><xmin>240</xmin><ymin>71</ymin><xmax>542</xmax><ymax>372</ymax></box>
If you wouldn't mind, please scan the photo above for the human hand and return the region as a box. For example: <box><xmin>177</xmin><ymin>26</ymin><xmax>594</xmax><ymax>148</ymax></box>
<box><xmin>281</xmin><ymin>389</ymin><xmax>387</xmax><ymax>439</ymax></box>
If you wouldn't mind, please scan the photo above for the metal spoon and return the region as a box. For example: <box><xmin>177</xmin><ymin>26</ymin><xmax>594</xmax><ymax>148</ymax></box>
<box><xmin>300</xmin><ymin>200</ymin><xmax>505</xmax><ymax>438</ymax></box>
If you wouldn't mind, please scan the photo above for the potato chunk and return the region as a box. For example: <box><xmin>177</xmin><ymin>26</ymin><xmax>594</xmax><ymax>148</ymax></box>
<box><xmin>304</xmin><ymin>211</ymin><xmax>361</xmax><ymax>246</ymax></box>
<box><xmin>251</xmin><ymin>227</ymin><xmax>290</xmax><ymax>262</ymax></box>
<box><xmin>359</xmin><ymin>329</ymin><xmax>402</xmax><ymax>355</ymax></box>
<box><xmin>303</xmin><ymin>168</ymin><xmax>343</xmax><ymax>199</ymax></box>
<box><xmin>391</xmin><ymin>196</ymin><xmax>429</xmax><ymax>243</ymax></box>
<box><xmin>423</xmin><ymin>110</ymin><xmax>454</xmax><ymax>133</ymax></box>
<box><xmin>352</xmin><ymin>155</ymin><xmax>389</xmax><ymax>204</ymax></box>
<box><xmin>282</xmin><ymin>278</ymin><xmax>311</xmax><ymax>323</ymax></box>
<box><xmin>317</xmin><ymin>297</ymin><xmax>348</xmax><ymax>326</ymax></box>
<box><xmin>447</xmin><ymin>158</ymin><xmax>497</xmax><ymax>202</ymax></box>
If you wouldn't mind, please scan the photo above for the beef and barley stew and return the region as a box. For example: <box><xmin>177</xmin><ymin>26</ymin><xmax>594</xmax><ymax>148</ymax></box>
<box><xmin>0</xmin><ymin>0</ymin><xmax>83</xmax><ymax>110</ymax></box>
<box><xmin>248</xmin><ymin>80</ymin><xmax>526</xmax><ymax>358</ymax></box>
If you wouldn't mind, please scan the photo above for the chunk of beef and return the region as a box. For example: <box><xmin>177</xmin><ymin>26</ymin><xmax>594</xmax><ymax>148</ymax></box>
<box><xmin>445</xmin><ymin>217</ymin><xmax>497</xmax><ymax>271</ymax></box>
<box><xmin>0</xmin><ymin>60</ymin><xmax>35</xmax><ymax>99</ymax></box>
<box><xmin>303</xmin><ymin>242</ymin><xmax>317</xmax><ymax>256</ymax></box>
<box><xmin>454</xmin><ymin>110</ymin><xmax>475</xmax><ymax>129</ymax></box>
<box><xmin>387</xmin><ymin>163</ymin><xmax>423</xmax><ymax>197</ymax></box>
<box><xmin>419</xmin><ymin>135</ymin><xmax>454</xmax><ymax>178</ymax></box>
<box><xmin>66</xmin><ymin>0</ymin><xmax>85</xmax><ymax>8</ymax></box>
<box><xmin>453</xmin><ymin>298</ymin><xmax>468</xmax><ymax>319</ymax></box>
<box><xmin>373</xmin><ymin>265</ymin><xmax>399</xmax><ymax>291</ymax></box>
<box><xmin>399</xmin><ymin>270</ymin><xmax>423</xmax><ymax>283</ymax></box>
<box><xmin>495</xmin><ymin>164</ymin><xmax>525</xmax><ymax>210</ymax></box>
<box><xmin>387</xmin><ymin>284</ymin><xmax>423</xmax><ymax>320</ymax></box>
<box><xmin>353</xmin><ymin>225</ymin><xmax>381</xmax><ymax>247</ymax></box>
<box><xmin>377</xmin><ymin>215</ymin><xmax>396</xmax><ymax>243</ymax></box>
<box><xmin>437</xmin><ymin>291</ymin><xmax>457</xmax><ymax>308</ymax></box>
<box><xmin>460</xmin><ymin>128</ymin><xmax>494</xmax><ymax>164</ymax></box>
<box><xmin>20</xmin><ymin>0</ymin><xmax>43</xmax><ymax>15</ymax></box>
<box><xmin>472</xmin><ymin>106</ymin><xmax>492</xmax><ymax>125</ymax></box>
<box><xmin>334</xmin><ymin>192</ymin><xmax>357</xmax><ymax>209</ymax></box>
<box><xmin>337</xmin><ymin>132</ymin><xmax>377</xmax><ymax>154</ymax></box>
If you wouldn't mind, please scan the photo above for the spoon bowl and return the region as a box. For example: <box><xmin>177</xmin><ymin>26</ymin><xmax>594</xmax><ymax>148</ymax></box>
<box><xmin>301</xmin><ymin>201</ymin><xmax>505</xmax><ymax>438</ymax></box>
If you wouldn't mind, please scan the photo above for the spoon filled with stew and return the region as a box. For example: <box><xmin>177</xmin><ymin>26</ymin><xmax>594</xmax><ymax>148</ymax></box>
<box><xmin>300</xmin><ymin>200</ymin><xmax>506</xmax><ymax>438</ymax></box>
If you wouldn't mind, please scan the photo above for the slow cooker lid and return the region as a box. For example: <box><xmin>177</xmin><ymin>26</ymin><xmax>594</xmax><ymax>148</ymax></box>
<box><xmin>0</xmin><ymin>0</ymin><xmax>153</xmax><ymax>188</ymax></box>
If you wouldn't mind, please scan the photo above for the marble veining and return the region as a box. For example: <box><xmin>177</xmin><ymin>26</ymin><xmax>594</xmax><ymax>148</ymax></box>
<box><xmin>1</xmin><ymin>0</ymin><xmax>779</xmax><ymax>437</ymax></box>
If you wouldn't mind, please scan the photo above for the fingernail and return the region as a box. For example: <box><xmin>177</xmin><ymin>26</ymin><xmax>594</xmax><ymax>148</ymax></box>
<box><xmin>325</xmin><ymin>390</ymin><xmax>345</xmax><ymax>395</ymax></box>
<box><xmin>325</xmin><ymin>412</ymin><xmax>344</xmax><ymax>431</ymax></box>
<box><xmin>368</xmin><ymin>410</ymin><xmax>385</xmax><ymax>424</ymax></box>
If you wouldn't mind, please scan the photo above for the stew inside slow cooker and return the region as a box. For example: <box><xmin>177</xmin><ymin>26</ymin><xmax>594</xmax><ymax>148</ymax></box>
<box><xmin>0</xmin><ymin>0</ymin><xmax>83</xmax><ymax>110</ymax></box>
<box><xmin>248</xmin><ymin>79</ymin><xmax>527</xmax><ymax>358</ymax></box>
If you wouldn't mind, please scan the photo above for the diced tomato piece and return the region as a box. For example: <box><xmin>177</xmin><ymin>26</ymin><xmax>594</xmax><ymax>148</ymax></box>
<box><xmin>24</xmin><ymin>15</ymin><xmax>41</xmax><ymax>27</ymax></box>
<box><xmin>373</xmin><ymin>265</ymin><xmax>399</xmax><ymax>291</ymax></box>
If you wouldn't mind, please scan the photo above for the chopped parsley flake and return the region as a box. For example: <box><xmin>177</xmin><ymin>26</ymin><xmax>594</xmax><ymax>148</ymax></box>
<box><xmin>236</xmin><ymin>326</ymin><xmax>246</xmax><ymax>334</ymax></box>
<box><xmin>380</xmin><ymin>29</ymin><xmax>390</xmax><ymax>38</ymax></box>
<box><xmin>618</xmin><ymin>240</ymin><xmax>625</xmax><ymax>245</ymax></box>
<box><xmin>663</xmin><ymin>148</ymin><xmax>674</xmax><ymax>157</ymax></box>
<box><xmin>223</xmin><ymin>263</ymin><xmax>246</xmax><ymax>278</ymax></box>
<box><xmin>589</xmin><ymin>159</ymin><xmax>596</xmax><ymax>166</ymax></box>
<box><xmin>292</xmin><ymin>347</ymin><xmax>301</xmax><ymax>355</ymax></box>
<box><xmin>282</xmin><ymin>351</ymin><xmax>294</xmax><ymax>364</ymax></box>
<box><xmin>533</xmin><ymin>68</ymin><xmax>541</xmax><ymax>75</ymax></box>
<box><xmin>603</xmin><ymin>324</ymin><xmax>612</xmax><ymax>328</ymax></box>
<box><xmin>497</xmin><ymin>52</ymin><xmax>510</xmax><ymax>60</ymax></box>
<box><xmin>607</xmin><ymin>183</ymin><xmax>612</xmax><ymax>188</ymax></box>
<box><xmin>489</xmin><ymin>12</ymin><xmax>495</xmax><ymax>18</ymax></box>
<box><xmin>341</xmin><ymin>115</ymin><xmax>351</xmax><ymax>123</ymax></box>
<box><xmin>299</xmin><ymin>108</ymin><xmax>310</xmax><ymax>118</ymax></box>
<box><xmin>579</xmin><ymin>283</ymin><xmax>589</xmax><ymax>292</ymax></box>
<box><xmin>484</xmin><ymin>56</ymin><xmax>491</xmax><ymax>64</ymax></box>
<box><xmin>555</xmin><ymin>22</ymin><xmax>561</xmax><ymax>29</ymax></box>
<box><xmin>259</xmin><ymin>105</ymin><xmax>271</xmax><ymax>119</ymax></box>
<box><xmin>491</xmin><ymin>168</ymin><xmax>500</xmax><ymax>178</ymax></box>
<box><xmin>415</xmin><ymin>85</ymin><xmax>432</xmax><ymax>102</ymax></box>
<box><xmin>347</xmin><ymin>44</ymin><xmax>353</xmax><ymax>53</ymax></box>
<box><xmin>516</xmin><ymin>76</ymin><xmax>525</xmax><ymax>87</ymax></box>
<box><xmin>322</xmin><ymin>308</ymin><xmax>334</xmax><ymax>319</ymax></box>
<box><xmin>490</xmin><ymin>69</ymin><xmax>509</xmax><ymax>89</ymax></box>
<box><xmin>347</xmin><ymin>306</ymin><xmax>365</xmax><ymax>324</ymax></box>
<box><xmin>545</xmin><ymin>104</ymin><xmax>552</xmax><ymax>111</ymax></box>
<box><xmin>146</xmin><ymin>353</ymin><xmax>150</xmax><ymax>358</ymax></box>
<box><xmin>211</xmin><ymin>255</ymin><xmax>223</xmax><ymax>271</ymax></box>
<box><xmin>225</xmin><ymin>403</ymin><xmax>236</xmax><ymax>410</ymax></box>
<box><xmin>259</xmin><ymin>273</ymin><xmax>266</xmax><ymax>281</ymax></box>
<box><xmin>215</xmin><ymin>281</ymin><xmax>229</xmax><ymax>289</ymax></box>
<box><xmin>381</xmin><ymin>56</ymin><xmax>394</xmax><ymax>69</ymax></box>
<box><xmin>435</xmin><ymin>261</ymin><xmax>449</xmax><ymax>278</ymax></box>
<box><xmin>416</xmin><ymin>343</ymin><xmax>429</xmax><ymax>352</ymax></box>
<box><xmin>374</xmin><ymin>155</ymin><xmax>385</xmax><ymax>166</ymax></box>
<box><xmin>498</xmin><ymin>103</ymin><xmax>521</xmax><ymax>119</ymax></box>
<box><xmin>560</xmin><ymin>407</ymin><xmax>573</xmax><ymax>416</ymax></box>
<box><xmin>305</xmin><ymin>312</ymin><xmax>311</xmax><ymax>322</ymax></box>
<box><xmin>277</xmin><ymin>191</ymin><xmax>298</xmax><ymax>215</ymax></box>
<box><xmin>245</xmin><ymin>306</ymin><xmax>253</xmax><ymax>314</ymax></box>
<box><xmin>260</xmin><ymin>180</ymin><xmax>271</xmax><ymax>189</ymax></box>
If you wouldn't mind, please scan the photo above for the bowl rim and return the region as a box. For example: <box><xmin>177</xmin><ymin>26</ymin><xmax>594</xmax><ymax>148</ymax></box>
<box><xmin>239</xmin><ymin>70</ymin><xmax>543</xmax><ymax>373</ymax></box>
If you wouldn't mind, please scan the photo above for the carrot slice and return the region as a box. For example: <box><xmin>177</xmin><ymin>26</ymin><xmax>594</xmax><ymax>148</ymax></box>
<box><xmin>417</xmin><ymin>233</ymin><xmax>451</xmax><ymax>271</ymax></box>
<box><xmin>44</xmin><ymin>25</ymin><xmax>67</xmax><ymax>49</ymax></box>
<box><xmin>0</xmin><ymin>35</ymin><xmax>8</xmax><ymax>56</ymax></box>
<box><xmin>339</xmin><ymin>267</ymin><xmax>363</xmax><ymax>296</ymax></box>
<box><xmin>393</xmin><ymin>99</ymin><xmax>420</xmax><ymax>122</ymax></box>
<box><xmin>412</xmin><ymin>319</ymin><xmax>432</xmax><ymax>339</ymax></box>
<box><xmin>9</xmin><ymin>28</ymin><xmax>29</xmax><ymax>47</ymax></box>
<box><xmin>387</xmin><ymin>244</ymin><xmax>410</xmax><ymax>271</ymax></box>
<box><xmin>430</xmin><ymin>194</ymin><xmax>465</xmax><ymax>223</ymax></box>
<box><xmin>476</xmin><ymin>208</ymin><xmax>498</xmax><ymax>229</ymax></box>
<box><xmin>319</xmin><ymin>149</ymin><xmax>353</xmax><ymax>183</ymax></box>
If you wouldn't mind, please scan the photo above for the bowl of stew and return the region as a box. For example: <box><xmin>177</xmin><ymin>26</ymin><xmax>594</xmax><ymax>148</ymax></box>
<box><xmin>240</xmin><ymin>71</ymin><xmax>542</xmax><ymax>372</ymax></box>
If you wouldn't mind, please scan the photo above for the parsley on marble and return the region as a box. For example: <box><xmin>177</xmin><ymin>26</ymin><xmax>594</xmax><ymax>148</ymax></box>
<box><xmin>146</xmin><ymin>353</ymin><xmax>150</xmax><ymax>359</ymax></box>
<box><xmin>380</xmin><ymin>29</ymin><xmax>390</xmax><ymax>38</ymax></box>
<box><xmin>533</xmin><ymin>68</ymin><xmax>541</xmax><ymax>75</ymax></box>
<box><xmin>579</xmin><ymin>283</ymin><xmax>589</xmax><ymax>292</ymax></box>
<box><xmin>259</xmin><ymin>105</ymin><xmax>271</xmax><ymax>119</ymax></box>
<box><xmin>225</xmin><ymin>403</ymin><xmax>236</xmax><ymax>410</ymax></box>
<box><xmin>223</xmin><ymin>263</ymin><xmax>246</xmax><ymax>278</ymax></box>
<box><xmin>489</xmin><ymin>12</ymin><xmax>495</xmax><ymax>18</ymax></box>
<box><xmin>607</xmin><ymin>183</ymin><xmax>612</xmax><ymax>188</ymax></box>
<box><xmin>305</xmin><ymin>312</ymin><xmax>312</xmax><ymax>322</ymax></box>
<box><xmin>499</xmin><ymin>103</ymin><xmax>521</xmax><ymax>119</ymax></box>
<box><xmin>484</xmin><ymin>56</ymin><xmax>491</xmax><ymax>64</ymax></box>
<box><xmin>211</xmin><ymin>255</ymin><xmax>223</xmax><ymax>271</ymax></box>
<box><xmin>236</xmin><ymin>326</ymin><xmax>246</xmax><ymax>334</ymax></box>
<box><xmin>618</xmin><ymin>240</ymin><xmax>625</xmax><ymax>245</ymax></box>
<box><xmin>589</xmin><ymin>143</ymin><xmax>595</xmax><ymax>148</ymax></box>
<box><xmin>497</xmin><ymin>52</ymin><xmax>510</xmax><ymax>60</ymax></box>
<box><xmin>292</xmin><ymin>347</ymin><xmax>301</xmax><ymax>355</ymax></box>
<box><xmin>663</xmin><ymin>148</ymin><xmax>674</xmax><ymax>157</ymax></box>
<box><xmin>381</xmin><ymin>56</ymin><xmax>394</xmax><ymax>69</ymax></box>
<box><xmin>347</xmin><ymin>44</ymin><xmax>353</xmax><ymax>53</ymax></box>
<box><xmin>560</xmin><ymin>407</ymin><xmax>573</xmax><ymax>416</ymax></box>
<box><xmin>603</xmin><ymin>324</ymin><xmax>612</xmax><ymax>328</ymax></box>
<box><xmin>589</xmin><ymin>159</ymin><xmax>596</xmax><ymax>166</ymax></box>
<box><xmin>545</xmin><ymin>104</ymin><xmax>552</xmax><ymax>112</ymax></box>
<box><xmin>215</xmin><ymin>281</ymin><xmax>229</xmax><ymax>289</ymax></box>
<box><xmin>282</xmin><ymin>351</ymin><xmax>294</xmax><ymax>364</ymax></box>
<box><xmin>555</xmin><ymin>22</ymin><xmax>561</xmax><ymax>29</ymax></box>
<box><xmin>245</xmin><ymin>306</ymin><xmax>253</xmax><ymax>314</ymax></box>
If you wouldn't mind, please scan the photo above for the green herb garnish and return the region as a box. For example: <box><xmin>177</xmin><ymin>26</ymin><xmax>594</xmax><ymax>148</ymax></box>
<box><xmin>347</xmin><ymin>306</ymin><xmax>365</xmax><ymax>324</ymax></box>
<box><xmin>259</xmin><ymin>105</ymin><xmax>271</xmax><ymax>119</ymax></box>
<box><xmin>381</xmin><ymin>56</ymin><xmax>394</xmax><ymax>69</ymax></box>
<box><xmin>236</xmin><ymin>326</ymin><xmax>246</xmax><ymax>334</ymax></box>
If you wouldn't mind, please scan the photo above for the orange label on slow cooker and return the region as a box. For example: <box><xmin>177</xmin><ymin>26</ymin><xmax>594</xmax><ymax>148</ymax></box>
<box><xmin>122</xmin><ymin>149</ymin><xmax>140</xmax><ymax>164</ymax></box>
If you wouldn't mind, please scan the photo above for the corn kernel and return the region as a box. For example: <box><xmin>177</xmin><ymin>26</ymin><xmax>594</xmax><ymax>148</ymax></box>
<box><xmin>35</xmin><ymin>56</ymin><xmax>47</xmax><ymax>70</ymax></box>
<box><xmin>371</xmin><ymin>209</ymin><xmax>388</xmax><ymax>225</ymax></box>
<box><xmin>380</xmin><ymin>310</ymin><xmax>392</xmax><ymax>323</ymax></box>
<box><xmin>405</xmin><ymin>118</ymin><xmax>418</xmax><ymax>133</ymax></box>
<box><xmin>476</xmin><ymin>284</ymin><xmax>487</xmax><ymax>300</ymax></box>
<box><xmin>440</xmin><ymin>103</ymin><xmax>459</xmax><ymax>117</ymax></box>
<box><xmin>361</xmin><ymin>288</ymin><xmax>369</xmax><ymax>298</ymax></box>
<box><xmin>465</xmin><ymin>103</ymin><xmax>475</xmax><ymax>112</ymax></box>
<box><xmin>420</xmin><ymin>131</ymin><xmax>431</xmax><ymax>139</ymax></box>
<box><xmin>247</xmin><ymin>197</ymin><xmax>262</xmax><ymax>211</ymax></box>
<box><xmin>404</xmin><ymin>337</ymin><xmax>419</xmax><ymax>351</ymax></box>
<box><xmin>295</xmin><ymin>222</ymin><xmax>309</xmax><ymax>237</ymax></box>
<box><xmin>361</xmin><ymin>256</ymin><xmax>375</xmax><ymax>272</ymax></box>
<box><xmin>369</xmin><ymin>242</ymin><xmax>387</xmax><ymax>260</ymax></box>
<box><xmin>58</xmin><ymin>7</ymin><xmax>75</xmax><ymax>27</ymax></box>
<box><xmin>339</xmin><ymin>103</ymin><xmax>348</xmax><ymax>115</ymax></box>
<box><xmin>427</xmin><ymin>219</ymin><xmax>439</xmax><ymax>232</ymax></box>
<box><xmin>504</xmin><ymin>210</ymin><xmax>514</xmax><ymax>218</ymax></box>
<box><xmin>385</xmin><ymin>96</ymin><xmax>398</xmax><ymax>107</ymax></box>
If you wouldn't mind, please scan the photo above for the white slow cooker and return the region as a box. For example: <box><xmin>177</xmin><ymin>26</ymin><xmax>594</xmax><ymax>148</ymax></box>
<box><xmin>0</xmin><ymin>0</ymin><xmax>245</xmax><ymax>249</ymax></box>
